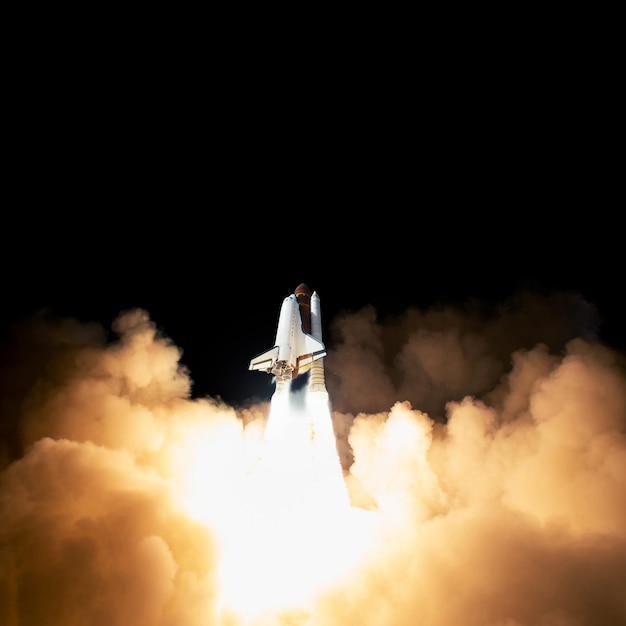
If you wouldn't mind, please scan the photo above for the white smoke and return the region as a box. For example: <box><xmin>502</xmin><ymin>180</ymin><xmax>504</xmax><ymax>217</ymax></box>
<box><xmin>0</xmin><ymin>292</ymin><xmax>625</xmax><ymax>625</ymax></box>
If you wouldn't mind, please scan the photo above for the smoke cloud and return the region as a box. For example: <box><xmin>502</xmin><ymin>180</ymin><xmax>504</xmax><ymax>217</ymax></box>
<box><xmin>1</xmin><ymin>292</ymin><xmax>625</xmax><ymax>625</ymax></box>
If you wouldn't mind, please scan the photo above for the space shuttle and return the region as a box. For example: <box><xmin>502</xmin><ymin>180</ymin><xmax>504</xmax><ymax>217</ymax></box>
<box><xmin>249</xmin><ymin>283</ymin><xmax>326</xmax><ymax>386</ymax></box>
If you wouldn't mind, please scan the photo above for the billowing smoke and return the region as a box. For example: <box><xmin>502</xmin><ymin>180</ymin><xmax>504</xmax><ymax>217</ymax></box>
<box><xmin>1</xmin><ymin>292</ymin><xmax>625</xmax><ymax>626</ymax></box>
<box><xmin>325</xmin><ymin>291</ymin><xmax>600</xmax><ymax>419</ymax></box>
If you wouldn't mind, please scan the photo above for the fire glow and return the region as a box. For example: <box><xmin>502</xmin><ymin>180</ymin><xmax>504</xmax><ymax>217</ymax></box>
<box><xmin>173</xmin><ymin>387</ymin><xmax>377</xmax><ymax>622</ymax></box>
<box><xmin>213</xmin><ymin>393</ymin><xmax>365</xmax><ymax>623</ymax></box>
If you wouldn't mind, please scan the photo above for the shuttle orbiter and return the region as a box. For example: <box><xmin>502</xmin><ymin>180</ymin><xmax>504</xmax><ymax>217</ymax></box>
<box><xmin>249</xmin><ymin>283</ymin><xmax>326</xmax><ymax>384</ymax></box>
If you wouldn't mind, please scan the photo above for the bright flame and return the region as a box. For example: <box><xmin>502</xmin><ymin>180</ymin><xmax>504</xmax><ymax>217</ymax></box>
<box><xmin>174</xmin><ymin>386</ymin><xmax>378</xmax><ymax>623</ymax></box>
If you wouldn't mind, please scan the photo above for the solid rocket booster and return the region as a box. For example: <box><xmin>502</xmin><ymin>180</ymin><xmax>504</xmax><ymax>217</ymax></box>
<box><xmin>249</xmin><ymin>283</ymin><xmax>326</xmax><ymax>384</ymax></box>
<box><xmin>308</xmin><ymin>290</ymin><xmax>327</xmax><ymax>392</ymax></box>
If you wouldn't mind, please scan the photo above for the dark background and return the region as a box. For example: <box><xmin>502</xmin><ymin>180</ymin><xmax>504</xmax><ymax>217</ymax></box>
<box><xmin>3</xmin><ymin>44</ymin><xmax>621</xmax><ymax>407</ymax></box>
<box><xmin>2</xmin><ymin>198</ymin><xmax>621</xmax><ymax>408</ymax></box>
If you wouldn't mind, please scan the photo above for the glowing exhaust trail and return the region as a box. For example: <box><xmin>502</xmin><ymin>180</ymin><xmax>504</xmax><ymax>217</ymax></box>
<box><xmin>212</xmin><ymin>285</ymin><xmax>358</xmax><ymax>620</ymax></box>
<box><xmin>248</xmin><ymin>283</ymin><xmax>349</xmax><ymax>510</ymax></box>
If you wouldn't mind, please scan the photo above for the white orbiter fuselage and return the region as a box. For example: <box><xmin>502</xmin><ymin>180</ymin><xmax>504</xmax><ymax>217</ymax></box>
<box><xmin>249</xmin><ymin>283</ymin><xmax>326</xmax><ymax>383</ymax></box>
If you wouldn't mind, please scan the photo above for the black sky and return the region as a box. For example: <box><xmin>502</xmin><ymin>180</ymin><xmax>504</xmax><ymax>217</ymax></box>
<box><xmin>1</xmin><ymin>193</ymin><xmax>622</xmax><ymax>409</ymax></box>
<box><xmin>3</xmin><ymin>53</ymin><xmax>620</xmax><ymax>408</ymax></box>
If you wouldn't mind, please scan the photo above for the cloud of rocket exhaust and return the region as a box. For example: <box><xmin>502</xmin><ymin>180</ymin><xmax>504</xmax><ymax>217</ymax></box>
<box><xmin>1</xmin><ymin>292</ymin><xmax>625</xmax><ymax>625</ymax></box>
